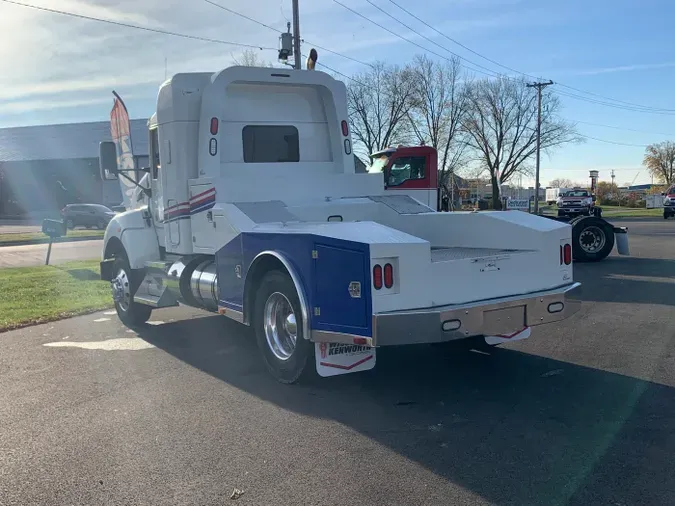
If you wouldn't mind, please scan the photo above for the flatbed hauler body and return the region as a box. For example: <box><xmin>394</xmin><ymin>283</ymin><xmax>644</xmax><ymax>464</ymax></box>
<box><xmin>372</xmin><ymin>145</ymin><xmax>630</xmax><ymax>263</ymax></box>
<box><xmin>99</xmin><ymin>66</ymin><xmax>580</xmax><ymax>383</ymax></box>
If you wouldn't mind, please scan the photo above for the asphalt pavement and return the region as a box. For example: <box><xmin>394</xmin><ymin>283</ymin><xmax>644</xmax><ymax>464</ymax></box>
<box><xmin>0</xmin><ymin>240</ymin><xmax>102</xmax><ymax>268</ymax></box>
<box><xmin>0</xmin><ymin>219</ymin><xmax>673</xmax><ymax>505</ymax></box>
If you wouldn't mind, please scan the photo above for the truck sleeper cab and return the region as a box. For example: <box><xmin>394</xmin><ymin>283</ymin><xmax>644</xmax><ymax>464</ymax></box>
<box><xmin>100</xmin><ymin>66</ymin><xmax>581</xmax><ymax>383</ymax></box>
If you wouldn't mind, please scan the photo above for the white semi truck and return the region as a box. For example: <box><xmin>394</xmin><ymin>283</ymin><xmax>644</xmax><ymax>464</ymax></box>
<box><xmin>99</xmin><ymin>65</ymin><xmax>581</xmax><ymax>383</ymax></box>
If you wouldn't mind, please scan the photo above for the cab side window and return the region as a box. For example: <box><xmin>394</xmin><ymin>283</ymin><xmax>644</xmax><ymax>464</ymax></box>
<box><xmin>387</xmin><ymin>156</ymin><xmax>426</xmax><ymax>187</ymax></box>
<box><xmin>150</xmin><ymin>128</ymin><xmax>161</xmax><ymax>179</ymax></box>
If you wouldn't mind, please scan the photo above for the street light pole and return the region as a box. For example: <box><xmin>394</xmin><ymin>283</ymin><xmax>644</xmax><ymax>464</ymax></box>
<box><xmin>527</xmin><ymin>80</ymin><xmax>553</xmax><ymax>214</ymax></box>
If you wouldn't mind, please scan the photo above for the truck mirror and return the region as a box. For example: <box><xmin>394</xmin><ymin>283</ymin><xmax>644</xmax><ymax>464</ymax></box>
<box><xmin>99</xmin><ymin>141</ymin><xmax>118</xmax><ymax>181</ymax></box>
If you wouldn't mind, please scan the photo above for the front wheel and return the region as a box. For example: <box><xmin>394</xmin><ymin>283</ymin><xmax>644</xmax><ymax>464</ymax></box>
<box><xmin>66</xmin><ymin>219</ymin><xmax>75</xmax><ymax>229</ymax></box>
<box><xmin>253</xmin><ymin>270</ymin><xmax>312</xmax><ymax>384</ymax></box>
<box><xmin>111</xmin><ymin>256</ymin><xmax>152</xmax><ymax>327</ymax></box>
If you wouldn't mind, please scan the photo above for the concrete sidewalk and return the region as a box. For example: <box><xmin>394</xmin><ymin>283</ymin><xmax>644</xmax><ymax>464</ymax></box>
<box><xmin>0</xmin><ymin>240</ymin><xmax>102</xmax><ymax>268</ymax></box>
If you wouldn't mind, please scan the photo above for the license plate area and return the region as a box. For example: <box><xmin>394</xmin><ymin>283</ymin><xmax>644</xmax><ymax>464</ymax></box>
<box><xmin>482</xmin><ymin>305</ymin><xmax>525</xmax><ymax>335</ymax></box>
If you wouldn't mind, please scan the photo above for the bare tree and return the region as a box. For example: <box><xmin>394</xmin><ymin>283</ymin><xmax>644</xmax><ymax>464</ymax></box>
<box><xmin>548</xmin><ymin>178</ymin><xmax>578</xmax><ymax>188</ymax></box>
<box><xmin>463</xmin><ymin>77</ymin><xmax>580</xmax><ymax>209</ymax></box>
<box><xmin>347</xmin><ymin>61</ymin><xmax>416</xmax><ymax>159</ymax></box>
<box><xmin>407</xmin><ymin>55</ymin><xmax>469</xmax><ymax>209</ymax></box>
<box><xmin>643</xmin><ymin>141</ymin><xmax>675</xmax><ymax>185</ymax></box>
<box><xmin>232</xmin><ymin>49</ymin><xmax>274</xmax><ymax>67</ymax></box>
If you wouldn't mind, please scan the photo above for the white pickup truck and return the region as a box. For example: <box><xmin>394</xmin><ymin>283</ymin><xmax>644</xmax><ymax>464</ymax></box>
<box><xmin>99</xmin><ymin>65</ymin><xmax>581</xmax><ymax>383</ymax></box>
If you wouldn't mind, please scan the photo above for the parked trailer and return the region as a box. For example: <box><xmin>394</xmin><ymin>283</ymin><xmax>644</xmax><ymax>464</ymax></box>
<box><xmin>542</xmin><ymin>215</ymin><xmax>629</xmax><ymax>262</ymax></box>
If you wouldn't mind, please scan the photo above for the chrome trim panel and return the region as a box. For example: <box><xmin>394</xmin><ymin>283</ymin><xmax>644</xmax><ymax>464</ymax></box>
<box><xmin>248</xmin><ymin>251</ymin><xmax>311</xmax><ymax>341</ymax></box>
<box><xmin>373</xmin><ymin>282</ymin><xmax>582</xmax><ymax>346</ymax></box>
<box><xmin>311</xmin><ymin>329</ymin><xmax>373</xmax><ymax>347</ymax></box>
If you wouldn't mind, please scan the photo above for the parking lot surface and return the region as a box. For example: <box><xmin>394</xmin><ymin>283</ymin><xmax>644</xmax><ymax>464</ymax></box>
<box><xmin>0</xmin><ymin>219</ymin><xmax>673</xmax><ymax>505</ymax></box>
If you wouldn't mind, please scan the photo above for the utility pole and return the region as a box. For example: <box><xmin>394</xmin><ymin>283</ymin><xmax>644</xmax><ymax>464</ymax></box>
<box><xmin>527</xmin><ymin>80</ymin><xmax>553</xmax><ymax>214</ymax></box>
<box><xmin>292</xmin><ymin>0</ymin><xmax>301</xmax><ymax>69</ymax></box>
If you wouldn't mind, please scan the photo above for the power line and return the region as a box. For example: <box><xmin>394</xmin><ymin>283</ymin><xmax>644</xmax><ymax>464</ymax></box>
<box><xmin>360</xmin><ymin>0</ymin><xmax>509</xmax><ymax>78</ymax></box>
<box><xmin>202</xmin><ymin>0</ymin><xmax>281</xmax><ymax>33</ymax></box>
<box><xmin>574</xmin><ymin>120</ymin><xmax>675</xmax><ymax>137</ymax></box>
<box><xmin>202</xmin><ymin>0</ymin><xmax>373</xmax><ymax>68</ymax></box>
<box><xmin>555</xmin><ymin>89</ymin><xmax>675</xmax><ymax>115</ymax></box>
<box><xmin>331</xmin><ymin>0</ymin><xmax>509</xmax><ymax>80</ymax></box>
<box><xmin>384</xmin><ymin>0</ymin><xmax>539</xmax><ymax>80</ymax></box>
<box><xmin>556</xmin><ymin>82</ymin><xmax>675</xmax><ymax>113</ymax></box>
<box><xmin>383</xmin><ymin>0</ymin><xmax>675</xmax><ymax>113</ymax></box>
<box><xmin>0</xmin><ymin>0</ymin><xmax>276</xmax><ymax>51</ymax></box>
<box><xmin>580</xmin><ymin>134</ymin><xmax>649</xmax><ymax>148</ymax></box>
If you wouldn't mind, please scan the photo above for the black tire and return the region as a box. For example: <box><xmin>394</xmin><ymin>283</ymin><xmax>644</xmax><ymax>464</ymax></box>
<box><xmin>253</xmin><ymin>270</ymin><xmax>313</xmax><ymax>384</ymax></box>
<box><xmin>111</xmin><ymin>255</ymin><xmax>152</xmax><ymax>327</ymax></box>
<box><xmin>66</xmin><ymin>219</ymin><xmax>75</xmax><ymax>229</ymax></box>
<box><xmin>97</xmin><ymin>220</ymin><xmax>106</xmax><ymax>230</ymax></box>
<box><xmin>572</xmin><ymin>216</ymin><xmax>615</xmax><ymax>262</ymax></box>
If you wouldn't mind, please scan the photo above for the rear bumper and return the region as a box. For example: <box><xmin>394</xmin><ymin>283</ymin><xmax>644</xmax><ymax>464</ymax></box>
<box><xmin>371</xmin><ymin>282</ymin><xmax>581</xmax><ymax>346</ymax></box>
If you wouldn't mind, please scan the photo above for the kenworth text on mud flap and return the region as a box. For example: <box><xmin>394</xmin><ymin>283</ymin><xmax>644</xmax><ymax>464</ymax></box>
<box><xmin>99</xmin><ymin>64</ymin><xmax>581</xmax><ymax>384</ymax></box>
<box><xmin>370</xmin><ymin>145</ymin><xmax>630</xmax><ymax>263</ymax></box>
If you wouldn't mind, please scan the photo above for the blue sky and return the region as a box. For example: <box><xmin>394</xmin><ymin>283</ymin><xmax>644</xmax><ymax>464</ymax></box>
<box><xmin>1</xmin><ymin>0</ymin><xmax>674</xmax><ymax>186</ymax></box>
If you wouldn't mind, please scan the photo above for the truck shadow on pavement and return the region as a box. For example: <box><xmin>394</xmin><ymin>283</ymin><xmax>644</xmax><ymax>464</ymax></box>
<box><xmin>573</xmin><ymin>256</ymin><xmax>675</xmax><ymax>306</ymax></box>
<box><xmin>136</xmin><ymin>310</ymin><xmax>674</xmax><ymax>505</ymax></box>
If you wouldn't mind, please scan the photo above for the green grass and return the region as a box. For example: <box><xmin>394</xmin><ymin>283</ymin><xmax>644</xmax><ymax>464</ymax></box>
<box><xmin>596</xmin><ymin>206</ymin><xmax>662</xmax><ymax>217</ymax></box>
<box><xmin>0</xmin><ymin>260</ymin><xmax>113</xmax><ymax>332</ymax></box>
<box><xmin>0</xmin><ymin>229</ymin><xmax>104</xmax><ymax>245</ymax></box>
<box><xmin>537</xmin><ymin>202</ymin><xmax>662</xmax><ymax>218</ymax></box>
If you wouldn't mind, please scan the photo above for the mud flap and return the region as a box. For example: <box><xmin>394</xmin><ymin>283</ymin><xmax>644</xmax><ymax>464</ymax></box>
<box><xmin>484</xmin><ymin>327</ymin><xmax>531</xmax><ymax>346</ymax></box>
<box><xmin>315</xmin><ymin>342</ymin><xmax>376</xmax><ymax>377</ymax></box>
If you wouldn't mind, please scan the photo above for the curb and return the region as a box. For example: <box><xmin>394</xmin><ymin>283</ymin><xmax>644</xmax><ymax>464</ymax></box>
<box><xmin>0</xmin><ymin>236</ymin><xmax>104</xmax><ymax>248</ymax></box>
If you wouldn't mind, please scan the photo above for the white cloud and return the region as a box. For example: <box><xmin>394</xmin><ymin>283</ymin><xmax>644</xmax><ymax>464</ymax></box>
<box><xmin>0</xmin><ymin>0</ymin><xmax>533</xmax><ymax>124</ymax></box>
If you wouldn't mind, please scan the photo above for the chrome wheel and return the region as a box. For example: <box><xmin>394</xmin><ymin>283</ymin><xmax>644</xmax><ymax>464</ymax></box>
<box><xmin>579</xmin><ymin>226</ymin><xmax>606</xmax><ymax>254</ymax></box>
<box><xmin>263</xmin><ymin>292</ymin><xmax>297</xmax><ymax>361</ymax></box>
<box><xmin>112</xmin><ymin>268</ymin><xmax>132</xmax><ymax>312</ymax></box>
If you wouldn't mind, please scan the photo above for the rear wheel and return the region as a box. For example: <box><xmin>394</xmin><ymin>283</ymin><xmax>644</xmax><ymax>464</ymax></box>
<box><xmin>111</xmin><ymin>255</ymin><xmax>152</xmax><ymax>327</ymax></box>
<box><xmin>66</xmin><ymin>219</ymin><xmax>75</xmax><ymax>229</ymax></box>
<box><xmin>253</xmin><ymin>270</ymin><xmax>312</xmax><ymax>384</ymax></box>
<box><xmin>572</xmin><ymin>216</ymin><xmax>615</xmax><ymax>262</ymax></box>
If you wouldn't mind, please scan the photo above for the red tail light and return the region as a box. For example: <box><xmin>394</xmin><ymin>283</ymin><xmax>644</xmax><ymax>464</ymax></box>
<box><xmin>563</xmin><ymin>244</ymin><xmax>572</xmax><ymax>265</ymax></box>
<box><xmin>373</xmin><ymin>264</ymin><xmax>383</xmax><ymax>290</ymax></box>
<box><xmin>383</xmin><ymin>263</ymin><xmax>393</xmax><ymax>288</ymax></box>
<box><xmin>210</xmin><ymin>117</ymin><xmax>219</xmax><ymax>135</ymax></box>
<box><xmin>341</xmin><ymin>120</ymin><xmax>349</xmax><ymax>136</ymax></box>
